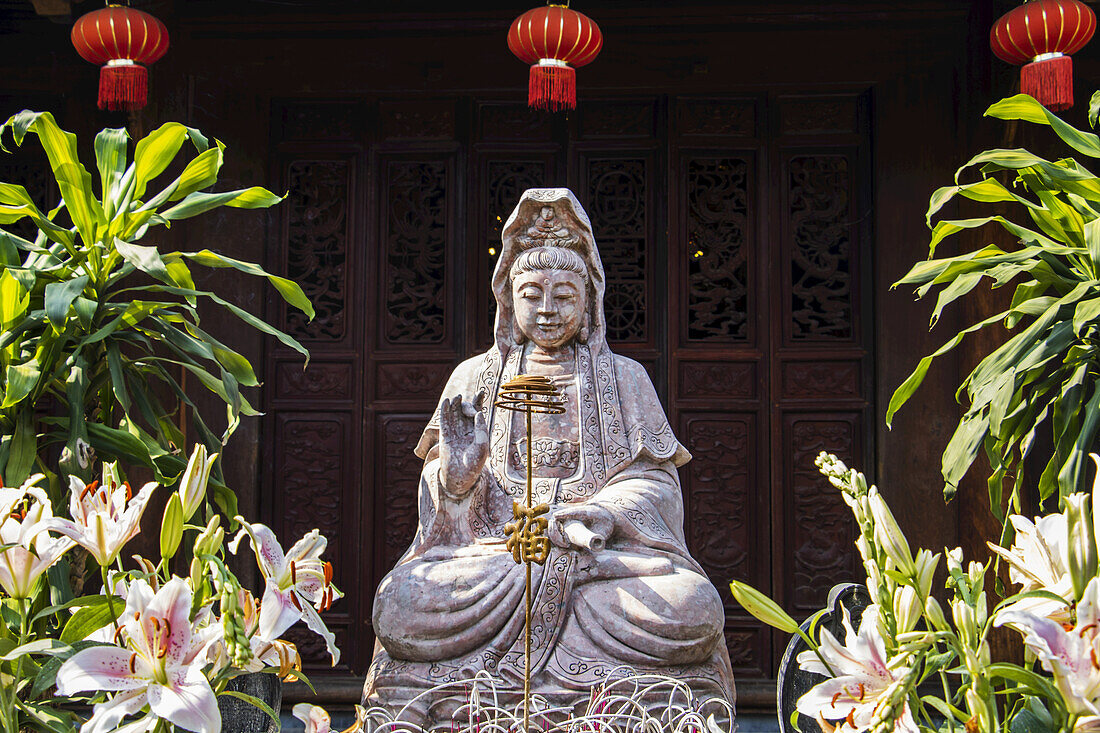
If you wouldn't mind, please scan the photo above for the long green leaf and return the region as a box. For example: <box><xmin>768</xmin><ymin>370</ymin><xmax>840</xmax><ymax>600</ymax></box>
<box><xmin>93</xmin><ymin>127</ymin><xmax>129</xmax><ymax>213</ymax></box>
<box><xmin>181</xmin><ymin>248</ymin><xmax>314</xmax><ymax>319</ymax></box>
<box><xmin>132</xmin><ymin>121</ymin><xmax>209</xmax><ymax>200</ymax></box>
<box><xmin>986</xmin><ymin>94</ymin><xmax>1100</xmax><ymax>159</ymax></box>
<box><xmin>1</xmin><ymin>360</ymin><xmax>40</xmax><ymax>409</ymax></box>
<box><xmin>160</xmin><ymin>187</ymin><xmax>284</xmax><ymax>221</ymax></box>
<box><xmin>43</xmin><ymin>274</ymin><xmax>88</xmax><ymax>330</ymax></box>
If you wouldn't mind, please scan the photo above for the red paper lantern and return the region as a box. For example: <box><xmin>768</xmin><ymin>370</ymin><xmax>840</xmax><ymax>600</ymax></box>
<box><xmin>507</xmin><ymin>3</ymin><xmax>603</xmax><ymax>111</ymax></box>
<box><xmin>990</xmin><ymin>0</ymin><xmax>1096</xmax><ymax>111</ymax></box>
<box><xmin>71</xmin><ymin>4</ymin><xmax>169</xmax><ymax>112</ymax></box>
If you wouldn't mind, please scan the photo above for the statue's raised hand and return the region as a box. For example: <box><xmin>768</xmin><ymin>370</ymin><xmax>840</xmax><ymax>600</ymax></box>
<box><xmin>438</xmin><ymin>391</ymin><xmax>489</xmax><ymax>499</ymax></box>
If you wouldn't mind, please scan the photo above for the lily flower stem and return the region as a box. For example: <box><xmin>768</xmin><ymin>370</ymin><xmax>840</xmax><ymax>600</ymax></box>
<box><xmin>939</xmin><ymin>669</ymin><xmax>957</xmax><ymax>733</ymax></box>
<box><xmin>6</xmin><ymin>597</ymin><xmax>31</xmax><ymax>733</ymax></box>
<box><xmin>793</xmin><ymin>627</ymin><xmax>838</xmax><ymax>678</ymax></box>
<box><xmin>101</xmin><ymin>565</ymin><xmax>120</xmax><ymax>632</ymax></box>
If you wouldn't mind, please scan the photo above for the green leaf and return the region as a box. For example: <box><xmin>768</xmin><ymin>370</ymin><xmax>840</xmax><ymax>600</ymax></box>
<box><xmin>6</xmin><ymin>407</ymin><xmax>36</xmax><ymax>485</ymax></box>
<box><xmin>43</xmin><ymin>275</ymin><xmax>89</xmax><ymax>330</ymax></box>
<box><xmin>60</xmin><ymin>597</ymin><xmax>123</xmax><ymax>644</ymax></box>
<box><xmin>0</xmin><ymin>638</ymin><xmax>69</xmax><ymax>660</ymax></box>
<box><xmin>987</xmin><ymin>94</ymin><xmax>1100</xmax><ymax>158</ymax></box>
<box><xmin>114</xmin><ymin>238</ymin><xmax>171</xmax><ymax>284</ymax></box>
<box><xmin>30</xmin><ymin>640</ymin><xmax>96</xmax><ymax>697</ymax></box>
<box><xmin>132</xmin><ymin>121</ymin><xmax>209</xmax><ymax>200</ymax></box>
<box><xmin>160</xmin><ymin>186</ymin><xmax>284</xmax><ymax>221</ymax></box>
<box><xmin>1</xmin><ymin>360</ymin><xmax>40</xmax><ymax>409</ymax></box>
<box><xmin>217</xmin><ymin>689</ymin><xmax>280</xmax><ymax>727</ymax></box>
<box><xmin>93</xmin><ymin>127</ymin><xmax>129</xmax><ymax>211</ymax></box>
<box><xmin>0</xmin><ymin>267</ymin><xmax>29</xmax><ymax>328</ymax></box>
<box><xmin>181</xmin><ymin>248</ymin><xmax>315</xmax><ymax>320</ymax></box>
<box><xmin>32</xmin><ymin>594</ymin><xmax>114</xmax><ymax>624</ymax></box>
<box><xmin>988</xmin><ymin>662</ymin><xmax>1067</xmax><ymax>715</ymax></box>
<box><xmin>84</xmin><ymin>422</ymin><xmax>159</xmax><ymax>476</ymax></box>
<box><xmin>728</xmin><ymin>580</ymin><xmax>799</xmax><ymax>634</ymax></box>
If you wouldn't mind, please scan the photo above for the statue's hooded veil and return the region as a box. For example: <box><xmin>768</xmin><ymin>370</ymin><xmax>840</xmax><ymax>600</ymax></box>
<box><xmin>492</xmin><ymin>188</ymin><xmax>607</xmax><ymax>358</ymax></box>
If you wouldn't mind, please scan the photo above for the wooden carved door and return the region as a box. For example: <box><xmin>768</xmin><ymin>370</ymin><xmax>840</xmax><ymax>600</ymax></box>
<box><xmin>262</xmin><ymin>93</ymin><xmax>872</xmax><ymax>691</ymax></box>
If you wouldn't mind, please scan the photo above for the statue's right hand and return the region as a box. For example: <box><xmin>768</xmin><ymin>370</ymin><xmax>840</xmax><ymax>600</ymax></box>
<box><xmin>438</xmin><ymin>391</ymin><xmax>489</xmax><ymax>499</ymax></box>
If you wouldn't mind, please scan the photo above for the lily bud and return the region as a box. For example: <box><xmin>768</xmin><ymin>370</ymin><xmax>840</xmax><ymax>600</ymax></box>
<box><xmin>1091</xmin><ymin>454</ymin><xmax>1100</xmax><ymax>558</ymax></box>
<box><xmin>729</xmin><ymin>581</ymin><xmax>800</xmax><ymax>634</ymax></box>
<box><xmin>893</xmin><ymin>585</ymin><xmax>921</xmax><ymax>633</ymax></box>
<box><xmin>946</xmin><ymin>547</ymin><xmax>964</xmax><ymax>574</ymax></box>
<box><xmin>914</xmin><ymin>549</ymin><xmax>939</xmax><ymax>599</ymax></box>
<box><xmin>965</xmin><ymin>689</ymin><xmax>992</xmax><ymax>733</ymax></box>
<box><xmin>952</xmin><ymin>598</ymin><xmax>977</xmax><ymax>640</ymax></box>
<box><xmin>1065</xmin><ymin>493</ymin><xmax>1097</xmax><ymax>602</ymax></box>
<box><xmin>924</xmin><ymin>596</ymin><xmax>948</xmax><ymax>632</ymax></box>
<box><xmin>869</xmin><ymin>490</ymin><xmax>915</xmax><ymax>575</ymax></box>
<box><xmin>159</xmin><ymin>493</ymin><xmax>184</xmax><ymax>560</ymax></box>
<box><xmin>194</xmin><ymin>515</ymin><xmax>222</xmax><ymax>557</ymax></box>
<box><xmin>179</xmin><ymin>444</ymin><xmax>218</xmax><ymax>522</ymax></box>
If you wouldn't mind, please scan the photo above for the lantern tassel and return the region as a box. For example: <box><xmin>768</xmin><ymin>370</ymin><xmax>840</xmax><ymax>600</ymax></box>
<box><xmin>98</xmin><ymin>64</ymin><xmax>148</xmax><ymax>112</ymax></box>
<box><xmin>528</xmin><ymin>64</ymin><xmax>575</xmax><ymax>111</ymax></box>
<box><xmin>1021</xmin><ymin>54</ymin><xmax>1074</xmax><ymax>111</ymax></box>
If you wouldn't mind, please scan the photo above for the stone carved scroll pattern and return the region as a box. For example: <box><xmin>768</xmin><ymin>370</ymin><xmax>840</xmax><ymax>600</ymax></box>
<box><xmin>285</xmin><ymin>161</ymin><xmax>348</xmax><ymax>341</ymax></box>
<box><xmin>789</xmin><ymin>156</ymin><xmax>853</xmax><ymax>341</ymax></box>
<box><xmin>685</xmin><ymin>419</ymin><xmax>751</xmax><ymax>587</ymax></box>
<box><xmin>790</xmin><ymin>419</ymin><xmax>858</xmax><ymax>611</ymax></box>
<box><xmin>381</xmin><ymin>418</ymin><xmax>425</xmax><ymax>570</ymax></box>
<box><xmin>384</xmin><ymin>161</ymin><xmax>447</xmax><ymax>343</ymax></box>
<box><xmin>587</xmin><ymin>159</ymin><xmax>648</xmax><ymax>342</ymax></box>
<box><xmin>487</xmin><ymin>161</ymin><xmax>549</xmax><ymax>325</ymax></box>
<box><xmin>687</xmin><ymin>158</ymin><xmax>749</xmax><ymax>341</ymax></box>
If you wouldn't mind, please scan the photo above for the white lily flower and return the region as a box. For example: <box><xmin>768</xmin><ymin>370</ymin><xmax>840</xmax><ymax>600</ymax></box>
<box><xmin>47</xmin><ymin>471</ymin><xmax>157</xmax><ymax>567</ymax></box>
<box><xmin>996</xmin><ymin>576</ymin><xmax>1100</xmax><ymax>728</ymax></box>
<box><xmin>988</xmin><ymin>513</ymin><xmax>1074</xmax><ymax>622</ymax></box>
<box><xmin>56</xmin><ymin>577</ymin><xmax>222</xmax><ymax>733</ymax></box>
<box><xmin>178</xmin><ymin>444</ymin><xmax>218</xmax><ymax>522</ymax></box>
<box><xmin>229</xmin><ymin>518</ymin><xmax>343</xmax><ymax>665</ymax></box>
<box><xmin>795</xmin><ymin>604</ymin><xmax>918</xmax><ymax>733</ymax></box>
<box><xmin>0</xmin><ymin>475</ymin><xmax>76</xmax><ymax>599</ymax></box>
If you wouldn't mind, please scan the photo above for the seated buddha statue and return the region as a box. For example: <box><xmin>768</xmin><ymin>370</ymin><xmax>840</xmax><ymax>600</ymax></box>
<box><xmin>363</xmin><ymin>188</ymin><xmax>735</xmax><ymax>725</ymax></box>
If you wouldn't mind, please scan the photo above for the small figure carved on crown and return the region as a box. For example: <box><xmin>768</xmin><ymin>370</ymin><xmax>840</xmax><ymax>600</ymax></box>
<box><xmin>515</xmin><ymin>204</ymin><xmax>584</xmax><ymax>250</ymax></box>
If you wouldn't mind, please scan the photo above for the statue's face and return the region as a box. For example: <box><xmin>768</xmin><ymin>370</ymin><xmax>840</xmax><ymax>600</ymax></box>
<box><xmin>512</xmin><ymin>268</ymin><xmax>586</xmax><ymax>350</ymax></box>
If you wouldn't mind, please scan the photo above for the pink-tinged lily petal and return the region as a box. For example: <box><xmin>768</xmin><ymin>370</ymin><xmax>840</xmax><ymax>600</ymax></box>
<box><xmin>108</xmin><ymin>714</ymin><xmax>158</xmax><ymax>733</ymax></box>
<box><xmin>230</xmin><ymin>519</ymin><xmax>286</xmax><ymax>580</ymax></box>
<box><xmin>50</xmin><ymin>473</ymin><xmax>158</xmax><ymax>567</ymax></box>
<box><xmin>285</xmin><ymin>530</ymin><xmax>326</xmax><ymax>567</ymax></box>
<box><xmin>292</xmin><ymin>703</ymin><xmax>332</xmax><ymax>733</ymax></box>
<box><xmin>56</xmin><ymin>647</ymin><xmax>151</xmax><ymax>694</ymax></box>
<box><xmin>146</xmin><ymin>664</ymin><xmax>221</xmax><ymax>733</ymax></box>
<box><xmin>142</xmin><ymin>576</ymin><xmax>193</xmax><ymax>668</ymax></box>
<box><xmin>300</xmin><ymin>592</ymin><xmax>341</xmax><ymax>666</ymax></box>
<box><xmin>81</xmin><ymin>689</ymin><xmax>149</xmax><ymax>733</ymax></box>
<box><xmin>259</xmin><ymin>583</ymin><xmax>305</xmax><ymax>642</ymax></box>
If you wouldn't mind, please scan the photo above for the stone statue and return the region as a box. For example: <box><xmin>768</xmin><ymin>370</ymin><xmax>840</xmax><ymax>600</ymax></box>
<box><xmin>363</xmin><ymin>188</ymin><xmax>735</xmax><ymax>723</ymax></box>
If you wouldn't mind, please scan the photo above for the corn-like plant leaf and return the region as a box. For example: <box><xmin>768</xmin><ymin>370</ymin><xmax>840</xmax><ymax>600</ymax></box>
<box><xmin>987</xmin><ymin>94</ymin><xmax>1100</xmax><ymax>158</ymax></box>
<box><xmin>1</xmin><ymin>360</ymin><xmax>39</xmax><ymax>409</ymax></box>
<box><xmin>43</xmin><ymin>275</ymin><xmax>88</xmax><ymax>330</ymax></box>
<box><xmin>160</xmin><ymin>186</ymin><xmax>284</xmax><ymax>221</ymax></box>
<box><xmin>180</xmin><ymin>248</ymin><xmax>314</xmax><ymax>319</ymax></box>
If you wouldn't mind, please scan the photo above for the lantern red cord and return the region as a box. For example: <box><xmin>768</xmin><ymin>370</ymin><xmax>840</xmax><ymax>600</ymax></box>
<box><xmin>71</xmin><ymin>5</ymin><xmax>169</xmax><ymax>112</ymax></box>
<box><xmin>507</xmin><ymin>4</ymin><xmax>603</xmax><ymax>111</ymax></box>
<box><xmin>990</xmin><ymin>0</ymin><xmax>1095</xmax><ymax>111</ymax></box>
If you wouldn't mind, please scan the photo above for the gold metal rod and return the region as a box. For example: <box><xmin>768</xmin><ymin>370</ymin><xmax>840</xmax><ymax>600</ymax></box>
<box><xmin>524</xmin><ymin>400</ymin><xmax>532</xmax><ymax>733</ymax></box>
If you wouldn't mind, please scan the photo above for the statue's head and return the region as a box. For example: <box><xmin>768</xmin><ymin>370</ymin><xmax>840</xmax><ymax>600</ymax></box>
<box><xmin>494</xmin><ymin>189</ymin><xmax>607</xmax><ymax>355</ymax></box>
<box><xmin>510</xmin><ymin>246</ymin><xmax>589</xmax><ymax>349</ymax></box>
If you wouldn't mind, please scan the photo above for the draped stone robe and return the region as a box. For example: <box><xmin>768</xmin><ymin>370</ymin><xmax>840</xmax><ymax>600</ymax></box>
<box><xmin>364</xmin><ymin>341</ymin><xmax>735</xmax><ymax>719</ymax></box>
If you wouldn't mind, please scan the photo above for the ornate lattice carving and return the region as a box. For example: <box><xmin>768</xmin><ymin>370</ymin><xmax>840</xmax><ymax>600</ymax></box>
<box><xmin>687</xmin><ymin>158</ymin><xmax>749</xmax><ymax>341</ymax></box>
<box><xmin>0</xmin><ymin>160</ymin><xmax>57</xmax><ymax>243</ymax></box>
<box><xmin>284</xmin><ymin>624</ymin><xmax>351</xmax><ymax>671</ymax></box>
<box><xmin>790</xmin><ymin>419</ymin><xmax>857</xmax><ymax>611</ymax></box>
<box><xmin>685</xmin><ymin>418</ymin><xmax>751</xmax><ymax>586</ymax></box>
<box><xmin>384</xmin><ymin>161</ymin><xmax>447</xmax><ymax>343</ymax></box>
<box><xmin>486</xmin><ymin>160</ymin><xmax>548</xmax><ymax>325</ymax></box>
<box><xmin>679</xmin><ymin>362</ymin><xmax>755</xmax><ymax>399</ymax></box>
<box><xmin>479</xmin><ymin>104</ymin><xmax>553</xmax><ymax>141</ymax></box>
<box><xmin>676</xmin><ymin>100</ymin><xmax>755</xmax><ymax>137</ymax></box>
<box><xmin>782</xmin><ymin>361</ymin><xmax>859</xmax><ymax>399</ymax></box>
<box><xmin>587</xmin><ymin>159</ymin><xmax>647</xmax><ymax>342</ymax></box>
<box><xmin>276</xmin><ymin>362</ymin><xmax>352</xmax><ymax>400</ymax></box>
<box><xmin>285</xmin><ymin>161</ymin><xmax>348</xmax><ymax>341</ymax></box>
<box><xmin>724</xmin><ymin>627</ymin><xmax>768</xmax><ymax>676</ymax></box>
<box><xmin>277</xmin><ymin>418</ymin><xmax>344</xmax><ymax>570</ymax></box>
<box><xmin>381</xmin><ymin>418</ymin><xmax>426</xmax><ymax>570</ymax></box>
<box><xmin>581</xmin><ymin>101</ymin><xmax>655</xmax><ymax>138</ymax></box>
<box><xmin>789</xmin><ymin>155</ymin><xmax>853</xmax><ymax>340</ymax></box>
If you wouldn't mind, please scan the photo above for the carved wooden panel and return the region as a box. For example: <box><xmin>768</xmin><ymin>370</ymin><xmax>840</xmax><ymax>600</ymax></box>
<box><xmin>278</xmin><ymin>102</ymin><xmax>357</xmax><ymax>141</ymax></box>
<box><xmin>675</xmin><ymin>99</ymin><xmax>755</xmax><ymax>137</ymax></box>
<box><xmin>374</xmin><ymin>363</ymin><xmax>451</xmax><ymax>402</ymax></box>
<box><xmin>682</xmin><ymin>415</ymin><xmax>757</xmax><ymax>590</ymax></box>
<box><xmin>379</xmin><ymin>100</ymin><xmax>456</xmax><ymax>140</ymax></box>
<box><xmin>284</xmin><ymin>159</ymin><xmax>350</xmax><ymax>341</ymax></box>
<box><xmin>485</xmin><ymin>160</ymin><xmax>550</xmax><ymax>326</ymax></box>
<box><xmin>378</xmin><ymin>415</ymin><xmax>429</xmax><ymax>571</ymax></box>
<box><xmin>787</xmin><ymin>154</ymin><xmax>854</xmax><ymax>342</ymax></box>
<box><xmin>686</xmin><ymin>156</ymin><xmax>750</xmax><ymax>342</ymax></box>
<box><xmin>0</xmin><ymin>157</ymin><xmax>58</xmax><ymax>244</ymax></box>
<box><xmin>782</xmin><ymin>360</ymin><xmax>860</xmax><ymax>400</ymax></box>
<box><xmin>580</xmin><ymin>100</ymin><xmax>656</xmax><ymax>138</ymax></box>
<box><xmin>284</xmin><ymin>624</ymin><xmax>353</xmax><ymax>673</ymax></box>
<box><xmin>678</xmin><ymin>361</ymin><xmax>756</xmax><ymax>400</ymax></box>
<box><xmin>478</xmin><ymin>103</ymin><xmax>553</xmax><ymax>141</ymax></box>
<box><xmin>785</xmin><ymin>415</ymin><xmax>859</xmax><ymax>612</ymax></box>
<box><xmin>780</xmin><ymin>95</ymin><xmax>858</xmax><ymax>135</ymax></box>
<box><xmin>276</xmin><ymin>361</ymin><xmax>353</xmax><ymax>401</ymax></box>
<box><xmin>584</xmin><ymin>157</ymin><xmax>649</xmax><ymax>343</ymax></box>
<box><xmin>725</xmin><ymin>625</ymin><xmax>770</xmax><ymax>678</ymax></box>
<box><xmin>381</xmin><ymin>158</ymin><xmax>449</xmax><ymax>345</ymax></box>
